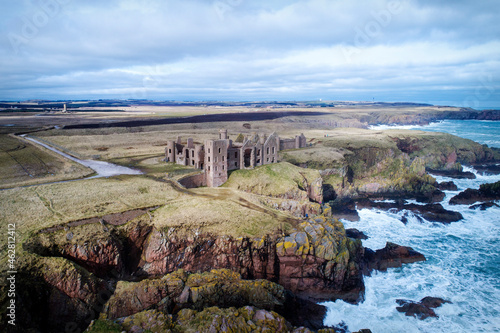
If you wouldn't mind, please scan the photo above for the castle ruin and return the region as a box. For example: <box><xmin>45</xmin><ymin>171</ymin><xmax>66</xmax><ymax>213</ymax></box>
<box><xmin>166</xmin><ymin>129</ymin><xmax>307</xmax><ymax>187</ymax></box>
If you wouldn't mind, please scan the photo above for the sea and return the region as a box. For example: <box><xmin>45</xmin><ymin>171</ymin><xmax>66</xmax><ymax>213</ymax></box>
<box><xmin>323</xmin><ymin>120</ymin><xmax>500</xmax><ymax>333</ymax></box>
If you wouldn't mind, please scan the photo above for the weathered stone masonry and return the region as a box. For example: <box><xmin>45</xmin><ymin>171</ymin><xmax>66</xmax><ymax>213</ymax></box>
<box><xmin>166</xmin><ymin>129</ymin><xmax>307</xmax><ymax>187</ymax></box>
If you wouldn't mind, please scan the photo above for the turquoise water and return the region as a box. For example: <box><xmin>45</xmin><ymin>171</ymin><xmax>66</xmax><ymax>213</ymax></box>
<box><xmin>323</xmin><ymin>121</ymin><xmax>500</xmax><ymax>332</ymax></box>
<box><xmin>370</xmin><ymin>120</ymin><xmax>500</xmax><ymax>148</ymax></box>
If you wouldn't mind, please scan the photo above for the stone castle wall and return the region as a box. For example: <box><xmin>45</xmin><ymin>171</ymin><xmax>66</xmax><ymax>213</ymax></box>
<box><xmin>165</xmin><ymin>130</ymin><xmax>306</xmax><ymax>187</ymax></box>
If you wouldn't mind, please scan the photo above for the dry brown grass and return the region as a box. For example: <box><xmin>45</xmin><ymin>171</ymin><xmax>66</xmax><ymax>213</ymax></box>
<box><xmin>0</xmin><ymin>175</ymin><xmax>181</xmax><ymax>241</ymax></box>
<box><xmin>0</xmin><ymin>134</ymin><xmax>94</xmax><ymax>188</ymax></box>
<box><xmin>152</xmin><ymin>187</ymin><xmax>299</xmax><ymax>238</ymax></box>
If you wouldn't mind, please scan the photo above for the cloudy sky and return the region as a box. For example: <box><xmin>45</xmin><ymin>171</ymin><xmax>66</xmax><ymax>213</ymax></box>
<box><xmin>1</xmin><ymin>0</ymin><xmax>499</xmax><ymax>107</ymax></box>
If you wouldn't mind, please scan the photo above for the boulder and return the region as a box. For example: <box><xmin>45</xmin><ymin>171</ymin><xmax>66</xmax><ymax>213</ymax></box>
<box><xmin>345</xmin><ymin>228</ymin><xmax>369</xmax><ymax>240</ymax></box>
<box><xmin>469</xmin><ymin>201</ymin><xmax>500</xmax><ymax>210</ymax></box>
<box><xmin>438</xmin><ymin>181</ymin><xmax>458</xmax><ymax>191</ymax></box>
<box><xmin>426</xmin><ymin>168</ymin><xmax>476</xmax><ymax>179</ymax></box>
<box><xmin>450</xmin><ymin>181</ymin><xmax>500</xmax><ymax>205</ymax></box>
<box><xmin>364</xmin><ymin>242</ymin><xmax>426</xmax><ymax>272</ymax></box>
<box><xmin>356</xmin><ymin>199</ymin><xmax>463</xmax><ymax>223</ymax></box>
<box><xmin>396</xmin><ymin>297</ymin><xmax>451</xmax><ymax>320</ymax></box>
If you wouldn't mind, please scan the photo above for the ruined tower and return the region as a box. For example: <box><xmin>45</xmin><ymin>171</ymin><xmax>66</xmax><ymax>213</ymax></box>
<box><xmin>205</xmin><ymin>138</ymin><xmax>228</xmax><ymax>187</ymax></box>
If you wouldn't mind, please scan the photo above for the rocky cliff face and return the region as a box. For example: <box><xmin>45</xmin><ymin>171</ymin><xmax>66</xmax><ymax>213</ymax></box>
<box><xmin>17</xmin><ymin>207</ymin><xmax>425</xmax><ymax>333</ymax></box>
<box><xmin>28</xmin><ymin>211</ymin><xmax>364</xmax><ymax>304</ymax></box>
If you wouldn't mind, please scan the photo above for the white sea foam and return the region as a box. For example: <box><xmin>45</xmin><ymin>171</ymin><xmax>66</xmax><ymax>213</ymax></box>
<box><xmin>324</xmin><ymin>168</ymin><xmax>500</xmax><ymax>333</ymax></box>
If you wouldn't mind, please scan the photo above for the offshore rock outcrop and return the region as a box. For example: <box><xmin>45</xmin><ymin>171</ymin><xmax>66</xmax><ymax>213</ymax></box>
<box><xmin>363</xmin><ymin>242</ymin><xmax>426</xmax><ymax>272</ymax></box>
<box><xmin>396</xmin><ymin>297</ymin><xmax>452</xmax><ymax>320</ymax></box>
<box><xmin>449</xmin><ymin>180</ymin><xmax>500</xmax><ymax>205</ymax></box>
<box><xmin>356</xmin><ymin>199</ymin><xmax>463</xmax><ymax>224</ymax></box>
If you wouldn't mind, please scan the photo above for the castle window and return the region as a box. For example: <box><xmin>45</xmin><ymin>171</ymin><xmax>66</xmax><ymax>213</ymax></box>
<box><xmin>267</xmin><ymin>158</ymin><xmax>269</xmax><ymax>162</ymax></box>
<box><xmin>222</xmin><ymin>156</ymin><xmax>225</xmax><ymax>161</ymax></box>
<box><xmin>234</xmin><ymin>162</ymin><xmax>237</xmax><ymax>167</ymax></box>
<box><xmin>208</xmin><ymin>157</ymin><xmax>211</xmax><ymax>162</ymax></box>
<box><xmin>235</xmin><ymin>152</ymin><xmax>238</xmax><ymax>158</ymax></box>
<box><xmin>272</xmin><ymin>147</ymin><xmax>275</xmax><ymax>154</ymax></box>
<box><xmin>215</xmin><ymin>157</ymin><xmax>218</xmax><ymax>163</ymax></box>
<box><xmin>215</xmin><ymin>166</ymin><xmax>218</xmax><ymax>171</ymax></box>
<box><xmin>218</xmin><ymin>148</ymin><xmax>221</xmax><ymax>154</ymax></box>
<box><xmin>208</xmin><ymin>148</ymin><xmax>210</xmax><ymax>153</ymax></box>
<box><xmin>267</xmin><ymin>147</ymin><xmax>270</xmax><ymax>154</ymax></box>
<box><xmin>208</xmin><ymin>166</ymin><xmax>211</xmax><ymax>171</ymax></box>
<box><xmin>168</xmin><ymin>149</ymin><xmax>172</xmax><ymax>154</ymax></box>
<box><xmin>192</xmin><ymin>151</ymin><xmax>194</xmax><ymax>157</ymax></box>
<box><xmin>192</xmin><ymin>160</ymin><xmax>195</xmax><ymax>165</ymax></box>
<box><xmin>257</xmin><ymin>149</ymin><xmax>260</xmax><ymax>156</ymax></box>
<box><xmin>222</xmin><ymin>165</ymin><xmax>225</xmax><ymax>170</ymax></box>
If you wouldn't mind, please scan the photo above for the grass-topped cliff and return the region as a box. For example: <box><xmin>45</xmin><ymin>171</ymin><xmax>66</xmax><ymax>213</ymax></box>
<box><xmin>223</xmin><ymin>162</ymin><xmax>323</xmax><ymax>216</ymax></box>
<box><xmin>280</xmin><ymin>128</ymin><xmax>498</xmax><ymax>201</ymax></box>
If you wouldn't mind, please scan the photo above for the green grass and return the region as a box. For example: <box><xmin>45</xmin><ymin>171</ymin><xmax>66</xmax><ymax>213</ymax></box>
<box><xmin>223</xmin><ymin>162</ymin><xmax>321</xmax><ymax>198</ymax></box>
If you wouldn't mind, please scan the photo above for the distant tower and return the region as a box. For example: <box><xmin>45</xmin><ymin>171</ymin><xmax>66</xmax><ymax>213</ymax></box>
<box><xmin>62</xmin><ymin>103</ymin><xmax>67</xmax><ymax>112</ymax></box>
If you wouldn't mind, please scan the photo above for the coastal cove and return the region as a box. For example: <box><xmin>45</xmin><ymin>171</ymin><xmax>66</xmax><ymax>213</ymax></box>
<box><xmin>323</xmin><ymin>120</ymin><xmax>500</xmax><ymax>332</ymax></box>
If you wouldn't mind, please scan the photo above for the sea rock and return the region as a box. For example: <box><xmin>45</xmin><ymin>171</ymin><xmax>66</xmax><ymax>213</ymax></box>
<box><xmin>469</xmin><ymin>201</ymin><xmax>500</xmax><ymax>210</ymax></box>
<box><xmin>363</xmin><ymin>242</ymin><xmax>426</xmax><ymax>272</ymax></box>
<box><xmin>356</xmin><ymin>199</ymin><xmax>463</xmax><ymax>223</ymax></box>
<box><xmin>426</xmin><ymin>168</ymin><xmax>476</xmax><ymax>179</ymax></box>
<box><xmin>438</xmin><ymin>181</ymin><xmax>458</xmax><ymax>191</ymax></box>
<box><xmin>471</xmin><ymin>163</ymin><xmax>500</xmax><ymax>175</ymax></box>
<box><xmin>137</xmin><ymin>215</ymin><xmax>365</xmax><ymax>303</ymax></box>
<box><xmin>450</xmin><ymin>181</ymin><xmax>500</xmax><ymax>205</ymax></box>
<box><xmin>396</xmin><ymin>297</ymin><xmax>451</xmax><ymax>320</ymax></box>
<box><xmin>28</xmin><ymin>212</ymin><xmax>365</xmax><ymax>304</ymax></box>
<box><xmin>329</xmin><ymin>197</ymin><xmax>360</xmax><ymax>221</ymax></box>
<box><xmin>345</xmin><ymin>228</ymin><xmax>369</xmax><ymax>240</ymax></box>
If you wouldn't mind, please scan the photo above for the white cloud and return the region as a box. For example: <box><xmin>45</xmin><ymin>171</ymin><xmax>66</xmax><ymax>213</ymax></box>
<box><xmin>0</xmin><ymin>0</ymin><xmax>499</xmax><ymax>106</ymax></box>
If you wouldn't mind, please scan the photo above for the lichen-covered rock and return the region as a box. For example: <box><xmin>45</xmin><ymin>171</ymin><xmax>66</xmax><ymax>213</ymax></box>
<box><xmin>137</xmin><ymin>213</ymin><xmax>364</xmax><ymax>303</ymax></box>
<box><xmin>102</xmin><ymin>269</ymin><xmax>186</xmax><ymax>319</ymax></box>
<box><xmin>26</xmin><ymin>223</ymin><xmax>125</xmax><ymax>278</ymax></box>
<box><xmin>102</xmin><ymin>269</ymin><xmax>285</xmax><ymax>320</ymax></box>
<box><xmin>91</xmin><ymin>306</ymin><xmax>293</xmax><ymax>333</ymax></box>
<box><xmin>275</xmin><ymin>216</ymin><xmax>364</xmax><ymax>302</ymax></box>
